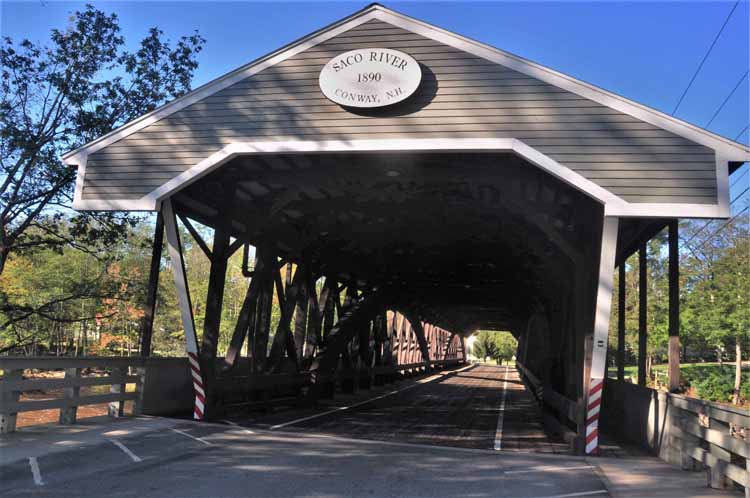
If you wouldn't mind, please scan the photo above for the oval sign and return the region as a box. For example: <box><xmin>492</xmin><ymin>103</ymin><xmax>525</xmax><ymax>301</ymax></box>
<box><xmin>319</xmin><ymin>48</ymin><xmax>422</xmax><ymax>108</ymax></box>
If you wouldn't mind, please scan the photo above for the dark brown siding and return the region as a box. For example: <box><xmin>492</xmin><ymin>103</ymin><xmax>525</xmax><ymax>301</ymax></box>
<box><xmin>83</xmin><ymin>20</ymin><xmax>717</xmax><ymax>204</ymax></box>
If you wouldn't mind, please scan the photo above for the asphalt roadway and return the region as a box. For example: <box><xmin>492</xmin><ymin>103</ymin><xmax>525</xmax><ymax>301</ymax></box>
<box><xmin>0</xmin><ymin>365</ymin><xmax>731</xmax><ymax>498</ymax></box>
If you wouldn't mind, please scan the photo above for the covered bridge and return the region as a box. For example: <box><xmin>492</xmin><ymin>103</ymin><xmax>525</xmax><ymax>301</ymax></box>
<box><xmin>63</xmin><ymin>4</ymin><xmax>749</xmax><ymax>455</ymax></box>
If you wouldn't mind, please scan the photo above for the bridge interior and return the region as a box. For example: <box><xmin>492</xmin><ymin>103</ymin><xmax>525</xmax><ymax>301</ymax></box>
<box><xmin>149</xmin><ymin>147</ymin><xmax>652</xmax><ymax>456</ymax></box>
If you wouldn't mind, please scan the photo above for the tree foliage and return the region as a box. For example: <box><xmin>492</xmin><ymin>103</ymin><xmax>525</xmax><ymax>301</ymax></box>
<box><xmin>0</xmin><ymin>4</ymin><xmax>205</xmax><ymax>273</ymax></box>
<box><xmin>471</xmin><ymin>331</ymin><xmax>517</xmax><ymax>363</ymax></box>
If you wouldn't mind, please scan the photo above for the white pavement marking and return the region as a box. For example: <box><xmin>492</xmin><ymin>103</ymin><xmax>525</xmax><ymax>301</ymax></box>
<box><xmin>109</xmin><ymin>438</ymin><xmax>142</xmax><ymax>462</ymax></box>
<box><xmin>28</xmin><ymin>457</ymin><xmax>44</xmax><ymax>486</ymax></box>
<box><xmin>171</xmin><ymin>428</ymin><xmax>212</xmax><ymax>445</ymax></box>
<box><xmin>504</xmin><ymin>465</ymin><xmax>594</xmax><ymax>475</ymax></box>
<box><xmin>223</xmin><ymin>419</ymin><xmax>256</xmax><ymax>435</ymax></box>
<box><xmin>270</xmin><ymin>364</ymin><xmax>474</xmax><ymax>430</ymax></box>
<box><xmin>524</xmin><ymin>490</ymin><xmax>608</xmax><ymax>498</ymax></box>
<box><xmin>494</xmin><ymin>365</ymin><xmax>509</xmax><ymax>451</ymax></box>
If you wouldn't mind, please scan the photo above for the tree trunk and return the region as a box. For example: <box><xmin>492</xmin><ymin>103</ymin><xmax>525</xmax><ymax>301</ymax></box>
<box><xmin>733</xmin><ymin>335</ymin><xmax>742</xmax><ymax>405</ymax></box>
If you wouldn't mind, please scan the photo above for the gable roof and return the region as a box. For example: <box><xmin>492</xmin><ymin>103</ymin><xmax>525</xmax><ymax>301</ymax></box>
<box><xmin>63</xmin><ymin>3</ymin><xmax>749</xmax><ymax>166</ymax></box>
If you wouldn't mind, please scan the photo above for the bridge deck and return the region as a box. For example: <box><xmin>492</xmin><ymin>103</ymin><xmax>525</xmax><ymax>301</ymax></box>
<box><xmin>230</xmin><ymin>364</ymin><xmax>569</xmax><ymax>454</ymax></box>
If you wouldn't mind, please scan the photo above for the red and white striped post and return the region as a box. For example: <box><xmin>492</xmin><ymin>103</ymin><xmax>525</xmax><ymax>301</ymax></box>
<box><xmin>163</xmin><ymin>199</ymin><xmax>206</xmax><ymax>421</ymax></box>
<box><xmin>584</xmin><ymin>216</ymin><xmax>619</xmax><ymax>455</ymax></box>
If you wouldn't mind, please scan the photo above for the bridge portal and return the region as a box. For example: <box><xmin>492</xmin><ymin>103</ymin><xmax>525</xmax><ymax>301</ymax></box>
<box><xmin>62</xmin><ymin>4</ymin><xmax>747</xmax><ymax>457</ymax></box>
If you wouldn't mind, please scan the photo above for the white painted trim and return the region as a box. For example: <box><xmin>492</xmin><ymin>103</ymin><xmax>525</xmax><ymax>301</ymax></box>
<box><xmin>589</xmin><ymin>216</ymin><xmax>619</xmax><ymax>381</ymax></box>
<box><xmin>62</xmin><ymin>4</ymin><xmax>749</xmax><ymax>165</ymax></box>
<box><xmin>71</xmin><ymin>153</ymin><xmax>87</xmax><ymax>208</ymax></box>
<box><xmin>715</xmin><ymin>156</ymin><xmax>730</xmax><ymax>216</ymax></box>
<box><xmin>148</xmin><ymin>138</ymin><xmax>622</xmax><ymax>207</ymax></box>
<box><xmin>72</xmin><ymin>138</ymin><xmax>730</xmax><ymax>220</ymax></box>
<box><xmin>163</xmin><ymin>199</ymin><xmax>200</xmax><ymax>355</ymax></box>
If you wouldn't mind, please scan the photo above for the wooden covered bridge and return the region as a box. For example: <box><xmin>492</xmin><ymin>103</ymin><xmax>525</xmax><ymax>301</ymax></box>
<box><xmin>57</xmin><ymin>4</ymin><xmax>748</xmax><ymax>463</ymax></box>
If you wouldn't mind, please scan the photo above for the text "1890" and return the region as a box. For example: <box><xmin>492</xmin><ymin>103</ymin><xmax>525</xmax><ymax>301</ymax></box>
<box><xmin>357</xmin><ymin>72</ymin><xmax>382</xmax><ymax>83</ymax></box>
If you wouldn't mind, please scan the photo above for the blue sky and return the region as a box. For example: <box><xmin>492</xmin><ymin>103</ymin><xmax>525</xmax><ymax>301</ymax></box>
<box><xmin>2</xmin><ymin>1</ymin><xmax>749</xmax><ymax>206</ymax></box>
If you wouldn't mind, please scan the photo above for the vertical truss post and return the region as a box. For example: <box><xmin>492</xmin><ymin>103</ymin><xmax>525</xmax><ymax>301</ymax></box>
<box><xmin>162</xmin><ymin>199</ymin><xmax>204</xmax><ymax>420</ymax></box>
<box><xmin>140</xmin><ymin>212</ymin><xmax>164</xmax><ymax>356</ymax></box>
<box><xmin>583</xmin><ymin>216</ymin><xmax>619</xmax><ymax>456</ymax></box>
<box><xmin>668</xmin><ymin>220</ymin><xmax>680</xmax><ymax>392</ymax></box>
<box><xmin>617</xmin><ymin>263</ymin><xmax>626</xmax><ymax>382</ymax></box>
<box><xmin>294</xmin><ymin>266</ymin><xmax>309</xmax><ymax>361</ymax></box>
<box><xmin>200</xmin><ymin>224</ymin><xmax>231</xmax><ymax>409</ymax></box>
<box><xmin>254</xmin><ymin>245</ymin><xmax>275</xmax><ymax>373</ymax></box>
<box><xmin>638</xmin><ymin>242</ymin><xmax>648</xmax><ymax>387</ymax></box>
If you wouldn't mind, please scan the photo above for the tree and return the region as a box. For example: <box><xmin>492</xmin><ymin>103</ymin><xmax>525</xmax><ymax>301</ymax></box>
<box><xmin>0</xmin><ymin>4</ymin><xmax>205</xmax><ymax>274</ymax></box>
<box><xmin>0</xmin><ymin>4</ymin><xmax>205</xmax><ymax>342</ymax></box>
<box><xmin>471</xmin><ymin>330</ymin><xmax>517</xmax><ymax>364</ymax></box>
<box><xmin>471</xmin><ymin>331</ymin><xmax>498</xmax><ymax>361</ymax></box>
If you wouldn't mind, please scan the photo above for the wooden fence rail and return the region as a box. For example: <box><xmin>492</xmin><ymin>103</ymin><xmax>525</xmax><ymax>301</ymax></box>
<box><xmin>668</xmin><ymin>393</ymin><xmax>749</xmax><ymax>495</ymax></box>
<box><xmin>0</xmin><ymin>356</ymin><xmax>146</xmax><ymax>434</ymax></box>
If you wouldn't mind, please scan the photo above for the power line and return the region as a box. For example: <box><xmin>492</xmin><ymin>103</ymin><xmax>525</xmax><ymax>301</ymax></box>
<box><xmin>672</xmin><ymin>0</ymin><xmax>740</xmax><ymax>116</ymax></box>
<box><xmin>730</xmin><ymin>186</ymin><xmax>749</xmax><ymax>205</ymax></box>
<box><xmin>706</xmin><ymin>70</ymin><xmax>748</xmax><ymax>127</ymax></box>
<box><xmin>730</xmin><ymin>168</ymin><xmax>748</xmax><ymax>189</ymax></box>
<box><xmin>681</xmin><ymin>172</ymin><xmax>748</xmax><ymax>247</ymax></box>
<box><xmin>735</xmin><ymin>124</ymin><xmax>749</xmax><ymax>141</ymax></box>
<box><xmin>681</xmin><ymin>205</ymin><xmax>749</xmax><ymax>260</ymax></box>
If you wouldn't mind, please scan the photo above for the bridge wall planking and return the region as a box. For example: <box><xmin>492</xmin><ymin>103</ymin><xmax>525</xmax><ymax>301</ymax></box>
<box><xmin>81</xmin><ymin>19</ymin><xmax>717</xmax><ymax>205</ymax></box>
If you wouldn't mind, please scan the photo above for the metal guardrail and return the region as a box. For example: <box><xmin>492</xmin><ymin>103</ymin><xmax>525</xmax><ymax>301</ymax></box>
<box><xmin>669</xmin><ymin>393</ymin><xmax>749</xmax><ymax>494</ymax></box>
<box><xmin>0</xmin><ymin>356</ymin><xmax>146</xmax><ymax>434</ymax></box>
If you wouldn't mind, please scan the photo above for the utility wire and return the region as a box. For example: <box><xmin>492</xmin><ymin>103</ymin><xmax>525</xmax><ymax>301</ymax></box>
<box><xmin>735</xmin><ymin>124</ymin><xmax>749</xmax><ymax>141</ymax></box>
<box><xmin>672</xmin><ymin>0</ymin><xmax>740</xmax><ymax>115</ymax></box>
<box><xmin>681</xmin><ymin>180</ymin><xmax>748</xmax><ymax>248</ymax></box>
<box><xmin>730</xmin><ymin>168</ymin><xmax>747</xmax><ymax>189</ymax></box>
<box><xmin>685</xmin><ymin>205</ymin><xmax>749</xmax><ymax>255</ymax></box>
<box><xmin>706</xmin><ymin>70</ymin><xmax>748</xmax><ymax>127</ymax></box>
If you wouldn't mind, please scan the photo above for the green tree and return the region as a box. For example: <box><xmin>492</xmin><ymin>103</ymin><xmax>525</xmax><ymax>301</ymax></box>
<box><xmin>0</xmin><ymin>4</ymin><xmax>204</xmax><ymax>342</ymax></box>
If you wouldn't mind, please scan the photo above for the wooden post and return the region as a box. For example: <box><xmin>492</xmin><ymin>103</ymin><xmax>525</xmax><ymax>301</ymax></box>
<box><xmin>133</xmin><ymin>365</ymin><xmax>146</xmax><ymax>416</ymax></box>
<box><xmin>294</xmin><ymin>268</ymin><xmax>309</xmax><ymax>360</ymax></box>
<box><xmin>668</xmin><ymin>220</ymin><xmax>680</xmax><ymax>392</ymax></box>
<box><xmin>582</xmin><ymin>216</ymin><xmax>619</xmax><ymax>455</ymax></box>
<box><xmin>200</xmin><ymin>225</ymin><xmax>231</xmax><ymax>394</ymax></box>
<box><xmin>617</xmin><ymin>263</ymin><xmax>626</xmax><ymax>382</ymax></box>
<box><xmin>140</xmin><ymin>212</ymin><xmax>164</xmax><ymax>356</ymax></box>
<box><xmin>108</xmin><ymin>366</ymin><xmax>127</xmax><ymax>418</ymax></box>
<box><xmin>0</xmin><ymin>369</ymin><xmax>22</xmax><ymax>433</ymax></box>
<box><xmin>254</xmin><ymin>248</ymin><xmax>274</xmax><ymax>373</ymax></box>
<box><xmin>638</xmin><ymin>242</ymin><xmax>648</xmax><ymax>387</ymax></box>
<box><xmin>59</xmin><ymin>368</ymin><xmax>81</xmax><ymax>424</ymax></box>
<box><xmin>162</xmin><ymin>199</ymin><xmax>203</xmax><ymax>420</ymax></box>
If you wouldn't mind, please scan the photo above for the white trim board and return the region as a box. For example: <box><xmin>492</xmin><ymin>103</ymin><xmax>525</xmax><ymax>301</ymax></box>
<box><xmin>71</xmin><ymin>137</ymin><xmax>730</xmax><ymax>220</ymax></box>
<box><xmin>62</xmin><ymin>4</ymin><xmax>749</xmax><ymax>167</ymax></box>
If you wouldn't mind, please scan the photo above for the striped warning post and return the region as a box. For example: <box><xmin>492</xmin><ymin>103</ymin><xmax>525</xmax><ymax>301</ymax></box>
<box><xmin>585</xmin><ymin>377</ymin><xmax>604</xmax><ymax>455</ymax></box>
<box><xmin>188</xmin><ymin>352</ymin><xmax>206</xmax><ymax>420</ymax></box>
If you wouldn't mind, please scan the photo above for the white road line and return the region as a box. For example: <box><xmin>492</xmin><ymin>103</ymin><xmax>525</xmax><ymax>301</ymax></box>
<box><xmin>523</xmin><ymin>490</ymin><xmax>608</xmax><ymax>498</ymax></box>
<box><xmin>270</xmin><ymin>364</ymin><xmax>474</xmax><ymax>430</ymax></box>
<box><xmin>109</xmin><ymin>438</ymin><xmax>142</xmax><ymax>462</ymax></box>
<box><xmin>171</xmin><ymin>428</ymin><xmax>212</xmax><ymax>445</ymax></box>
<box><xmin>223</xmin><ymin>419</ymin><xmax>256</xmax><ymax>435</ymax></box>
<box><xmin>494</xmin><ymin>365</ymin><xmax>509</xmax><ymax>451</ymax></box>
<box><xmin>28</xmin><ymin>457</ymin><xmax>44</xmax><ymax>486</ymax></box>
<box><xmin>504</xmin><ymin>465</ymin><xmax>594</xmax><ymax>475</ymax></box>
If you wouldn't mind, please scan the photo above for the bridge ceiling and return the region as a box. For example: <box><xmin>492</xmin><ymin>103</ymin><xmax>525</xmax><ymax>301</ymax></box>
<box><xmin>174</xmin><ymin>151</ymin><xmax>603</xmax><ymax>333</ymax></box>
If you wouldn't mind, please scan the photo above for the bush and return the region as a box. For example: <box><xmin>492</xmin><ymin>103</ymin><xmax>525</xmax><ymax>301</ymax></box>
<box><xmin>683</xmin><ymin>365</ymin><xmax>748</xmax><ymax>404</ymax></box>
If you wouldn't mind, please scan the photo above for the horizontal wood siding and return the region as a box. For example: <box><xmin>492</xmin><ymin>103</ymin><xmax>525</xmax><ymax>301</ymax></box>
<box><xmin>83</xmin><ymin>19</ymin><xmax>717</xmax><ymax>204</ymax></box>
